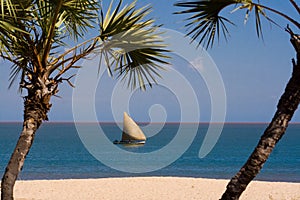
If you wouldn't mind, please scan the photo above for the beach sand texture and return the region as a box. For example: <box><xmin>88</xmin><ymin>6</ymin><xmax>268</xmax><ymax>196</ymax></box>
<box><xmin>8</xmin><ymin>177</ymin><xmax>300</xmax><ymax>200</ymax></box>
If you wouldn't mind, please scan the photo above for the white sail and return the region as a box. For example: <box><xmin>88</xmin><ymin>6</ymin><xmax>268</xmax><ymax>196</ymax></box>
<box><xmin>121</xmin><ymin>112</ymin><xmax>146</xmax><ymax>141</ymax></box>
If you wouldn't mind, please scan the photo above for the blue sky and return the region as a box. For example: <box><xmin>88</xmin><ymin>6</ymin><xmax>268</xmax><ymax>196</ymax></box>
<box><xmin>0</xmin><ymin>1</ymin><xmax>299</xmax><ymax>122</ymax></box>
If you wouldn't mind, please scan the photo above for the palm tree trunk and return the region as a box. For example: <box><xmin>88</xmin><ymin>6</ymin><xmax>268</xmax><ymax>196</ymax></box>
<box><xmin>221</xmin><ymin>30</ymin><xmax>300</xmax><ymax>200</ymax></box>
<box><xmin>1</xmin><ymin>91</ymin><xmax>51</xmax><ymax>200</ymax></box>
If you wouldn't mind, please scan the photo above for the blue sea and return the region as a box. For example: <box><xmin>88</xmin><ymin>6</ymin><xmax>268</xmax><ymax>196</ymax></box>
<box><xmin>0</xmin><ymin>123</ymin><xmax>299</xmax><ymax>182</ymax></box>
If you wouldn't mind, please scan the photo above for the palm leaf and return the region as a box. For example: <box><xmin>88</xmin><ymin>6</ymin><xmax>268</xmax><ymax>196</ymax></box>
<box><xmin>174</xmin><ymin>0</ymin><xmax>237</xmax><ymax>48</ymax></box>
<box><xmin>59</xmin><ymin>0</ymin><xmax>99</xmax><ymax>40</ymax></box>
<box><xmin>232</xmin><ymin>2</ymin><xmax>281</xmax><ymax>39</ymax></box>
<box><xmin>0</xmin><ymin>1</ymin><xmax>33</xmax><ymax>88</ymax></box>
<box><xmin>99</xmin><ymin>0</ymin><xmax>170</xmax><ymax>90</ymax></box>
<box><xmin>0</xmin><ymin>0</ymin><xmax>100</xmax><ymax>89</ymax></box>
<box><xmin>100</xmin><ymin>0</ymin><xmax>151</xmax><ymax>40</ymax></box>
<box><xmin>0</xmin><ymin>0</ymin><xmax>169</xmax><ymax>91</ymax></box>
<box><xmin>175</xmin><ymin>0</ymin><xmax>286</xmax><ymax>48</ymax></box>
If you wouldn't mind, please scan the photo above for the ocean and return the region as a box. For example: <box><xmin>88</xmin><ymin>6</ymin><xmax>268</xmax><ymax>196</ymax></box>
<box><xmin>0</xmin><ymin>123</ymin><xmax>299</xmax><ymax>182</ymax></box>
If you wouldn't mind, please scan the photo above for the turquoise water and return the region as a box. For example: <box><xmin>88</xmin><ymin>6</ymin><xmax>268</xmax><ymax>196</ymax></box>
<box><xmin>0</xmin><ymin>123</ymin><xmax>299</xmax><ymax>182</ymax></box>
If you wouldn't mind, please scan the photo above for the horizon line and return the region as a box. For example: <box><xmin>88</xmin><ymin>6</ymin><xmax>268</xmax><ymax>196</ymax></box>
<box><xmin>1</xmin><ymin>121</ymin><xmax>300</xmax><ymax>124</ymax></box>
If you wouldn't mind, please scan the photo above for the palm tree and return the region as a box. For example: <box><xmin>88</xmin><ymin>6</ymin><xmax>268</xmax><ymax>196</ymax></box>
<box><xmin>175</xmin><ymin>0</ymin><xmax>300</xmax><ymax>199</ymax></box>
<box><xmin>0</xmin><ymin>0</ymin><xmax>169</xmax><ymax>199</ymax></box>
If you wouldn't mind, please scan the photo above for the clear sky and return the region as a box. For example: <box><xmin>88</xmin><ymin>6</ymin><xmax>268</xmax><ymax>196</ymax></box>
<box><xmin>0</xmin><ymin>1</ymin><xmax>299</xmax><ymax>123</ymax></box>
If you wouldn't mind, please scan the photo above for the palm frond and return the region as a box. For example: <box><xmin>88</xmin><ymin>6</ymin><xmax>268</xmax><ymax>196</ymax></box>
<box><xmin>0</xmin><ymin>1</ymin><xmax>32</xmax><ymax>88</ymax></box>
<box><xmin>254</xmin><ymin>4</ymin><xmax>263</xmax><ymax>38</ymax></box>
<box><xmin>30</xmin><ymin>0</ymin><xmax>99</xmax><ymax>68</ymax></box>
<box><xmin>174</xmin><ymin>0</ymin><xmax>237</xmax><ymax>48</ymax></box>
<box><xmin>8</xmin><ymin>63</ymin><xmax>23</xmax><ymax>89</ymax></box>
<box><xmin>100</xmin><ymin>0</ymin><xmax>151</xmax><ymax>40</ymax></box>
<box><xmin>1</xmin><ymin>0</ymin><xmax>17</xmax><ymax>19</ymax></box>
<box><xmin>35</xmin><ymin>0</ymin><xmax>98</xmax><ymax>41</ymax></box>
<box><xmin>175</xmin><ymin>0</ymin><xmax>291</xmax><ymax>47</ymax></box>
<box><xmin>233</xmin><ymin>2</ymin><xmax>282</xmax><ymax>39</ymax></box>
<box><xmin>59</xmin><ymin>0</ymin><xmax>99</xmax><ymax>40</ymax></box>
<box><xmin>290</xmin><ymin>0</ymin><xmax>300</xmax><ymax>15</ymax></box>
<box><xmin>99</xmin><ymin>0</ymin><xmax>170</xmax><ymax>90</ymax></box>
<box><xmin>0</xmin><ymin>0</ymin><xmax>169</xmax><ymax>91</ymax></box>
<box><xmin>117</xmin><ymin>47</ymin><xmax>168</xmax><ymax>90</ymax></box>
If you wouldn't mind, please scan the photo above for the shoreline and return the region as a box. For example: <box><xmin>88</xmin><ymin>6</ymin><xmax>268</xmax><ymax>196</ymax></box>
<box><xmin>10</xmin><ymin>177</ymin><xmax>300</xmax><ymax>200</ymax></box>
<box><xmin>14</xmin><ymin>176</ymin><xmax>300</xmax><ymax>183</ymax></box>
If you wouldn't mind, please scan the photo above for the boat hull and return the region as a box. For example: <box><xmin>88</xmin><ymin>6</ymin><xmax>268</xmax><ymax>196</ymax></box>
<box><xmin>113</xmin><ymin>140</ymin><xmax>145</xmax><ymax>145</ymax></box>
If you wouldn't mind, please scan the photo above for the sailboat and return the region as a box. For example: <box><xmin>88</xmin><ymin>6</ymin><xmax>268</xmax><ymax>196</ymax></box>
<box><xmin>113</xmin><ymin>112</ymin><xmax>146</xmax><ymax>145</ymax></box>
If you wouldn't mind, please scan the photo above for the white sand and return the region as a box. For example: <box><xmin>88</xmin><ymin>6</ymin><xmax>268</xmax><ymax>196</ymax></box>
<box><xmin>9</xmin><ymin>177</ymin><xmax>300</xmax><ymax>200</ymax></box>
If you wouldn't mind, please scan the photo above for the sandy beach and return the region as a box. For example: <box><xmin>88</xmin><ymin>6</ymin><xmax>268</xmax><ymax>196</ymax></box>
<box><xmin>9</xmin><ymin>177</ymin><xmax>300</xmax><ymax>200</ymax></box>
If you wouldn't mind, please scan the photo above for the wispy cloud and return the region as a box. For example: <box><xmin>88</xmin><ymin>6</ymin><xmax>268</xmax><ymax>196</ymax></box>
<box><xmin>190</xmin><ymin>56</ymin><xmax>204</xmax><ymax>71</ymax></box>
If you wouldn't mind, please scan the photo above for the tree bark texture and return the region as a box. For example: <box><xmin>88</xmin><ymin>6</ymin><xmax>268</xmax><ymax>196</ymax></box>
<box><xmin>1</xmin><ymin>91</ymin><xmax>52</xmax><ymax>200</ymax></box>
<box><xmin>221</xmin><ymin>31</ymin><xmax>300</xmax><ymax>200</ymax></box>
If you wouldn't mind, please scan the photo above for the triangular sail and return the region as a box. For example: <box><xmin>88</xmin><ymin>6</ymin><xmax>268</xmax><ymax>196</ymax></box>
<box><xmin>122</xmin><ymin>112</ymin><xmax>146</xmax><ymax>141</ymax></box>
